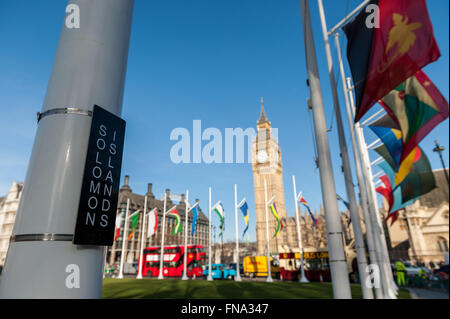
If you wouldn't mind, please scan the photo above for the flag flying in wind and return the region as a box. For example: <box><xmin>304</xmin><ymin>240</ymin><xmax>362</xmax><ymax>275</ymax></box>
<box><xmin>379</xmin><ymin>70</ymin><xmax>449</xmax><ymax>162</ymax></box>
<box><xmin>376</xmin><ymin>146</ymin><xmax>436</xmax><ymax>213</ymax></box>
<box><xmin>376</xmin><ymin>173</ymin><xmax>416</xmax><ymax>223</ymax></box>
<box><xmin>128</xmin><ymin>211</ymin><xmax>140</xmax><ymax>241</ymax></box>
<box><xmin>238</xmin><ymin>200</ymin><xmax>249</xmax><ymax>237</ymax></box>
<box><xmin>336</xmin><ymin>194</ymin><xmax>351</xmax><ymax>226</ymax></box>
<box><xmin>269</xmin><ymin>202</ymin><xmax>283</xmax><ymax>238</ymax></box>
<box><xmin>371</xmin><ymin>128</ymin><xmax>424</xmax><ymax>187</ymax></box>
<box><xmin>191</xmin><ymin>205</ymin><xmax>198</xmax><ymax>236</ymax></box>
<box><xmin>343</xmin><ymin>0</ymin><xmax>441</xmax><ymax>122</ymax></box>
<box><xmin>147</xmin><ymin>208</ymin><xmax>158</xmax><ymax>238</ymax></box>
<box><xmin>114</xmin><ymin>213</ymin><xmax>122</xmax><ymax>241</ymax></box>
<box><xmin>167</xmin><ymin>208</ymin><xmax>182</xmax><ymax>236</ymax></box>
<box><xmin>369</xmin><ymin>125</ymin><xmax>403</xmax><ymax>170</ymax></box>
<box><xmin>213</xmin><ymin>203</ymin><xmax>225</xmax><ymax>237</ymax></box>
<box><xmin>299</xmin><ymin>195</ymin><xmax>317</xmax><ymax>228</ymax></box>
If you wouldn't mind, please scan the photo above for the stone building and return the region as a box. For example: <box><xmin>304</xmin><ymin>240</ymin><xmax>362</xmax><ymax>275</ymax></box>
<box><xmin>106</xmin><ymin>176</ymin><xmax>210</xmax><ymax>265</ymax></box>
<box><xmin>383</xmin><ymin>168</ymin><xmax>449</xmax><ymax>266</ymax></box>
<box><xmin>0</xmin><ymin>182</ymin><xmax>23</xmax><ymax>266</ymax></box>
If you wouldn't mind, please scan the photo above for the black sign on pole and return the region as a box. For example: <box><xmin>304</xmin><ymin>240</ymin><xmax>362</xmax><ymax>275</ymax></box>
<box><xmin>73</xmin><ymin>105</ymin><xmax>126</xmax><ymax>246</ymax></box>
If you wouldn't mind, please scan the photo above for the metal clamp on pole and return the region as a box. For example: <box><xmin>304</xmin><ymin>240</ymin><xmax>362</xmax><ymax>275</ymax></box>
<box><xmin>10</xmin><ymin>233</ymin><xmax>74</xmax><ymax>243</ymax></box>
<box><xmin>37</xmin><ymin>107</ymin><xmax>92</xmax><ymax>123</ymax></box>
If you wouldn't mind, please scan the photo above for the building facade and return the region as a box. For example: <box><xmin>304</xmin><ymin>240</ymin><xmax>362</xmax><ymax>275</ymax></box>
<box><xmin>0</xmin><ymin>182</ymin><xmax>23</xmax><ymax>266</ymax></box>
<box><xmin>106</xmin><ymin>176</ymin><xmax>210</xmax><ymax>266</ymax></box>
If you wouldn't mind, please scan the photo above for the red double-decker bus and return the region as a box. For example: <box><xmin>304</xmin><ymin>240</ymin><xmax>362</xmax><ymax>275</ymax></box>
<box><xmin>142</xmin><ymin>245</ymin><xmax>206</xmax><ymax>277</ymax></box>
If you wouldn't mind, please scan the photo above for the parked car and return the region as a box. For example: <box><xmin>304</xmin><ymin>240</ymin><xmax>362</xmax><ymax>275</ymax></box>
<box><xmin>433</xmin><ymin>264</ymin><xmax>449</xmax><ymax>276</ymax></box>
<box><xmin>203</xmin><ymin>264</ymin><xmax>237</xmax><ymax>280</ymax></box>
<box><xmin>228</xmin><ymin>263</ymin><xmax>244</xmax><ymax>275</ymax></box>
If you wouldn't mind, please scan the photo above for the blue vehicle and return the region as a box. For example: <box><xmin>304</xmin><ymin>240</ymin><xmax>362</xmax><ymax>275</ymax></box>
<box><xmin>203</xmin><ymin>263</ymin><xmax>237</xmax><ymax>280</ymax></box>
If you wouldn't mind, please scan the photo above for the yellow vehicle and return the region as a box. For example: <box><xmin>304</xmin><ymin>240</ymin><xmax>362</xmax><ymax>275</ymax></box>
<box><xmin>243</xmin><ymin>256</ymin><xmax>281</xmax><ymax>278</ymax></box>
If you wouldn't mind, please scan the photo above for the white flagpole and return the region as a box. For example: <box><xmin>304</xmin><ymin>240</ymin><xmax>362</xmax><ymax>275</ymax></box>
<box><xmin>317</xmin><ymin>0</ymin><xmax>372</xmax><ymax>299</ymax></box>
<box><xmin>234</xmin><ymin>184</ymin><xmax>242</xmax><ymax>281</ymax></box>
<box><xmin>117</xmin><ymin>198</ymin><xmax>130</xmax><ymax>279</ymax></box>
<box><xmin>207</xmin><ymin>187</ymin><xmax>213</xmax><ymax>281</ymax></box>
<box><xmin>158</xmin><ymin>192</ymin><xmax>167</xmax><ymax>280</ymax></box>
<box><xmin>292</xmin><ymin>176</ymin><xmax>309</xmax><ymax>283</ymax></box>
<box><xmin>182</xmin><ymin>190</ymin><xmax>190</xmax><ymax>280</ymax></box>
<box><xmin>347</xmin><ymin>77</ymin><xmax>396</xmax><ymax>298</ymax></box>
<box><xmin>299</xmin><ymin>0</ymin><xmax>352</xmax><ymax>298</ymax></box>
<box><xmin>264</xmin><ymin>179</ymin><xmax>273</xmax><ymax>283</ymax></box>
<box><xmin>136</xmin><ymin>195</ymin><xmax>147</xmax><ymax>279</ymax></box>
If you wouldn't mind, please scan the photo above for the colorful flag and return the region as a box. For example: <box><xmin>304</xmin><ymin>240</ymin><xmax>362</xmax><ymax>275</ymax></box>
<box><xmin>191</xmin><ymin>205</ymin><xmax>198</xmax><ymax>236</ymax></box>
<box><xmin>128</xmin><ymin>211</ymin><xmax>140</xmax><ymax>241</ymax></box>
<box><xmin>299</xmin><ymin>196</ymin><xmax>317</xmax><ymax>228</ymax></box>
<box><xmin>213</xmin><ymin>203</ymin><xmax>225</xmax><ymax>237</ymax></box>
<box><xmin>238</xmin><ymin>200</ymin><xmax>249</xmax><ymax>237</ymax></box>
<box><xmin>376</xmin><ymin>146</ymin><xmax>436</xmax><ymax>213</ymax></box>
<box><xmin>374</xmin><ymin>141</ymin><xmax>423</xmax><ymax>187</ymax></box>
<box><xmin>114</xmin><ymin>213</ymin><xmax>122</xmax><ymax>241</ymax></box>
<box><xmin>269</xmin><ymin>202</ymin><xmax>283</xmax><ymax>238</ymax></box>
<box><xmin>336</xmin><ymin>194</ymin><xmax>351</xmax><ymax>226</ymax></box>
<box><xmin>369</xmin><ymin>125</ymin><xmax>403</xmax><ymax>170</ymax></box>
<box><xmin>167</xmin><ymin>208</ymin><xmax>182</xmax><ymax>236</ymax></box>
<box><xmin>336</xmin><ymin>194</ymin><xmax>350</xmax><ymax>210</ymax></box>
<box><xmin>147</xmin><ymin>208</ymin><xmax>158</xmax><ymax>237</ymax></box>
<box><xmin>385</xmin><ymin>210</ymin><xmax>400</xmax><ymax>226</ymax></box>
<box><xmin>343</xmin><ymin>0</ymin><xmax>441</xmax><ymax>122</ymax></box>
<box><xmin>379</xmin><ymin>70</ymin><xmax>449</xmax><ymax>163</ymax></box>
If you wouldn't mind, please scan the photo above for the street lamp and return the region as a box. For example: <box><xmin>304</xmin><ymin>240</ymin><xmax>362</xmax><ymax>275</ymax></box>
<box><xmin>433</xmin><ymin>140</ymin><xmax>449</xmax><ymax>185</ymax></box>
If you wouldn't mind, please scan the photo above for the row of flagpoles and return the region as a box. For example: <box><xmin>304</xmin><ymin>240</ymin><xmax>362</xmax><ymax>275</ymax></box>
<box><xmin>110</xmin><ymin>179</ymin><xmax>324</xmax><ymax>283</ymax></box>
<box><xmin>107</xmin><ymin>0</ymin><xmax>448</xmax><ymax>300</ymax></box>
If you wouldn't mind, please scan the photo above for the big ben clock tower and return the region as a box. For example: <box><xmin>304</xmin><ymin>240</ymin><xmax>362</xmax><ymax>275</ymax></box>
<box><xmin>252</xmin><ymin>98</ymin><xmax>288</xmax><ymax>255</ymax></box>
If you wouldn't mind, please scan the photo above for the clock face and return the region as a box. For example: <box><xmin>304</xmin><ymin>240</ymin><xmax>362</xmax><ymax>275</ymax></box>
<box><xmin>257</xmin><ymin>150</ymin><xmax>268</xmax><ymax>163</ymax></box>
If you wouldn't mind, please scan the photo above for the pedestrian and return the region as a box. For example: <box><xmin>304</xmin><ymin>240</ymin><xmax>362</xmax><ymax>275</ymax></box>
<box><xmin>395</xmin><ymin>260</ymin><xmax>407</xmax><ymax>287</ymax></box>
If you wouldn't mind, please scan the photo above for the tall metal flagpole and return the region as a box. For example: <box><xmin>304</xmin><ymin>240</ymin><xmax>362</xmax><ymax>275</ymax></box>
<box><xmin>334</xmin><ymin>34</ymin><xmax>382</xmax><ymax>299</ymax></box>
<box><xmin>292</xmin><ymin>176</ymin><xmax>309</xmax><ymax>283</ymax></box>
<box><xmin>264</xmin><ymin>179</ymin><xmax>273</xmax><ymax>283</ymax></box>
<box><xmin>346</xmin><ymin>78</ymin><xmax>396</xmax><ymax>299</ymax></box>
<box><xmin>298</xmin><ymin>0</ymin><xmax>352</xmax><ymax>298</ymax></box>
<box><xmin>182</xmin><ymin>190</ymin><xmax>190</xmax><ymax>280</ymax></box>
<box><xmin>118</xmin><ymin>198</ymin><xmax>130</xmax><ymax>279</ymax></box>
<box><xmin>158</xmin><ymin>192</ymin><xmax>168</xmax><ymax>280</ymax></box>
<box><xmin>136</xmin><ymin>195</ymin><xmax>147</xmax><ymax>279</ymax></box>
<box><xmin>360</xmin><ymin>131</ymin><xmax>397</xmax><ymax>298</ymax></box>
<box><xmin>234</xmin><ymin>184</ymin><xmax>242</xmax><ymax>281</ymax></box>
<box><xmin>0</xmin><ymin>0</ymin><xmax>134</xmax><ymax>298</ymax></box>
<box><xmin>207</xmin><ymin>187</ymin><xmax>213</xmax><ymax>281</ymax></box>
<box><xmin>316</xmin><ymin>0</ymin><xmax>372</xmax><ymax>299</ymax></box>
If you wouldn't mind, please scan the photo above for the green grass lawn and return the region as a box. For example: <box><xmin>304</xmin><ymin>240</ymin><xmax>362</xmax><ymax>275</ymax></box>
<box><xmin>102</xmin><ymin>278</ymin><xmax>411</xmax><ymax>299</ymax></box>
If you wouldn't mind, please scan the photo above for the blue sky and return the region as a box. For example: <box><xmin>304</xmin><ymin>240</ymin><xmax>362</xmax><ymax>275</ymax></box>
<box><xmin>0</xmin><ymin>0</ymin><xmax>448</xmax><ymax>243</ymax></box>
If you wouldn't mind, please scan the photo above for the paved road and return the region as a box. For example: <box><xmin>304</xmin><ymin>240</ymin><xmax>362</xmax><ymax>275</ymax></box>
<box><xmin>408</xmin><ymin>288</ymin><xmax>449</xmax><ymax>299</ymax></box>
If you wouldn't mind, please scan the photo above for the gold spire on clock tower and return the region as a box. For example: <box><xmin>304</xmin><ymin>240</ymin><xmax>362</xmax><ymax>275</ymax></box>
<box><xmin>252</xmin><ymin>98</ymin><xmax>288</xmax><ymax>255</ymax></box>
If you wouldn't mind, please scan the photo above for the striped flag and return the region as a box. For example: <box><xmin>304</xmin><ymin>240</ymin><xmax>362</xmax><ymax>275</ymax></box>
<box><xmin>191</xmin><ymin>206</ymin><xmax>199</xmax><ymax>236</ymax></box>
<box><xmin>269</xmin><ymin>201</ymin><xmax>283</xmax><ymax>238</ymax></box>
<box><xmin>147</xmin><ymin>208</ymin><xmax>158</xmax><ymax>237</ymax></box>
<box><xmin>336</xmin><ymin>194</ymin><xmax>351</xmax><ymax>226</ymax></box>
<box><xmin>213</xmin><ymin>203</ymin><xmax>225</xmax><ymax>237</ymax></box>
<box><xmin>299</xmin><ymin>195</ymin><xmax>317</xmax><ymax>228</ymax></box>
<box><xmin>167</xmin><ymin>208</ymin><xmax>182</xmax><ymax>236</ymax></box>
<box><xmin>128</xmin><ymin>211</ymin><xmax>140</xmax><ymax>241</ymax></box>
<box><xmin>238</xmin><ymin>200</ymin><xmax>249</xmax><ymax>237</ymax></box>
<box><xmin>114</xmin><ymin>214</ymin><xmax>122</xmax><ymax>241</ymax></box>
